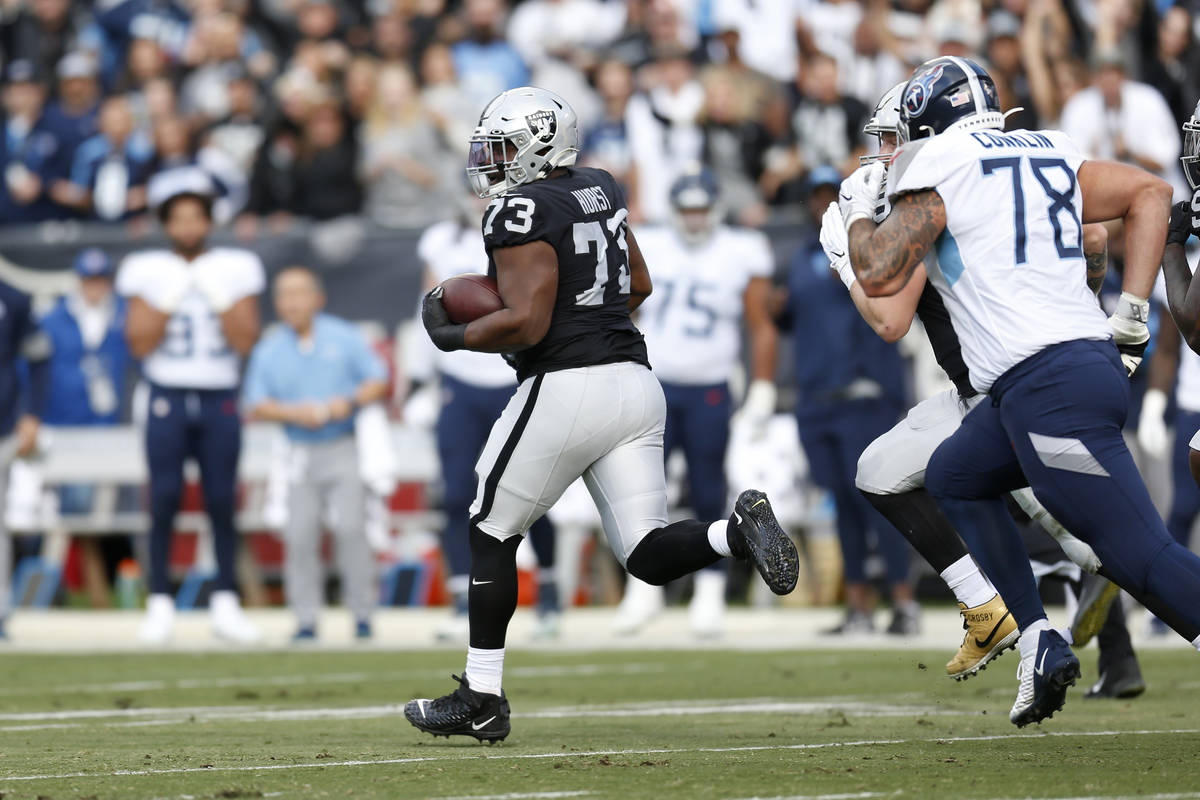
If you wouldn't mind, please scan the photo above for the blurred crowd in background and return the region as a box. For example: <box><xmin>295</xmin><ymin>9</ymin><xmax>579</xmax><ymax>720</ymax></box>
<box><xmin>3</xmin><ymin>0</ymin><xmax>1199</xmax><ymax>233</ymax></box>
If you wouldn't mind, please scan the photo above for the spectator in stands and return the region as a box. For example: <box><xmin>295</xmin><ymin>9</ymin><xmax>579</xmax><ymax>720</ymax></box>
<box><xmin>360</xmin><ymin>63</ymin><xmax>453</xmax><ymax>228</ymax></box>
<box><xmin>1141</xmin><ymin>4</ymin><xmax>1199</xmax><ymax>126</ymax></box>
<box><xmin>294</xmin><ymin>99</ymin><xmax>362</xmax><ymax>221</ymax></box>
<box><xmin>0</xmin><ymin>276</ymin><xmax>52</xmax><ymax>640</ymax></box>
<box><xmin>419</xmin><ymin>43</ymin><xmax>475</xmax><ymax>158</ymax></box>
<box><xmin>370</xmin><ymin>12</ymin><xmax>412</xmax><ymax>64</ymax></box>
<box><xmin>149</xmin><ymin>116</ymin><xmax>247</xmax><ymax>226</ymax></box>
<box><xmin>580</xmin><ymin>59</ymin><xmax>636</xmax><ymax>193</ymax></box>
<box><xmin>711</xmin><ymin>0</ymin><xmax>803</xmax><ymax>84</ymax></box>
<box><xmin>776</xmin><ymin>166</ymin><xmax>915</xmax><ymax>636</ymax></box>
<box><xmin>1</xmin><ymin>0</ymin><xmax>90</xmax><ymax>83</ymax></box>
<box><xmin>840</xmin><ymin>17</ymin><xmax>906</xmax><ymax>112</ymax></box>
<box><xmin>117</xmin><ymin>36</ymin><xmax>168</xmax><ymax>96</ymax></box>
<box><xmin>64</xmin><ymin>94</ymin><xmax>153</xmax><ymax>221</ymax></box>
<box><xmin>91</xmin><ymin>0</ymin><xmax>191</xmax><ymax>89</ymax></box>
<box><xmin>178</xmin><ymin>12</ymin><xmax>253</xmax><ymax>129</ymax></box>
<box><xmin>452</xmin><ymin>0</ymin><xmax>529</xmax><ymax>111</ymax></box>
<box><xmin>343</xmin><ymin>55</ymin><xmax>379</xmax><ymax>125</ymax></box>
<box><xmin>987</xmin><ymin>11</ymin><xmax>1040</xmax><ymax>132</ymax></box>
<box><xmin>1059</xmin><ymin>49</ymin><xmax>1181</xmax><ymax>182</ymax></box>
<box><xmin>41</xmin><ymin>52</ymin><xmax>102</xmax><ymax>217</ymax></box>
<box><xmin>1</xmin><ymin>59</ymin><xmax>61</xmax><ymax>224</ymax></box>
<box><xmin>203</xmin><ymin>72</ymin><xmax>266</xmax><ymax>180</ymax></box>
<box><xmin>626</xmin><ymin>44</ymin><xmax>703</xmax><ymax>222</ymax></box>
<box><xmin>243</xmin><ymin>266</ymin><xmax>388</xmax><ymax>641</ymax></box>
<box><xmin>697</xmin><ymin>70</ymin><xmax>770</xmax><ymax>226</ymax></box>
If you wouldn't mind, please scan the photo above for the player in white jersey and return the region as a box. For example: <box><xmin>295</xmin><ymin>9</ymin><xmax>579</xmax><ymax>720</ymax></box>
<box><xmin>117</xmin><ymin>167</ymin><xmax>264</xmax><ymax>644</ymax></box>
<box><xmin>410</xmin><ymin>201</ymin><xmax>561</xmax><ymax>641</ymax></box>
<box><xmin>844</xmin><ymin>57</ymin><xmax>1200</xmax><ymax>727</ymax></box>
<box><xmin>613</xmin><ymin>168</ymin><xmax>778</xmax><ymax>637</ymax></box>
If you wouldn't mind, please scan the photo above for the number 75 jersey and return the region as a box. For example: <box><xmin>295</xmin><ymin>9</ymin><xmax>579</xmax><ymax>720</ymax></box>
<box><xmin>887</xmin><ymin>128</ymin><xmax>1112</xmax><ymax>393</ymax></box>
<box><xmin>481</xmin><ymin>166</ymin><xmax>650</xmax><ymax>382</ymax></box>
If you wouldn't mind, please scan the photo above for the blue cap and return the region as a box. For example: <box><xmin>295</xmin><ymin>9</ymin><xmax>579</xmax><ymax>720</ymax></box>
<box><xmin>806</xmin><ymin>165</ymin><xmax>843</xmax><ymax>193</ymax></box>
<box><xmin>73</xmin><ymin>248</ymin><xmax>113</xmax><ymax>278</ymax></box>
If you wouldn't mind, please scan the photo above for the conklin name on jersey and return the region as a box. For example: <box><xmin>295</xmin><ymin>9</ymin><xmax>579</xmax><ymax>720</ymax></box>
<box><xmin>481</xmin><ymin>166</ymin><xmax>649</xmax><ymax>382</ymax></box>
<box><xmin>887</xmin><ymin>128</ymin><xmax>1111</xmax><ymax>393</ymax></box>
<box><xmin>634</xmin><ymin>225</ymin><xmax>772</xmax><ymax>385</ymax></box>
<box><xmin>116</xmin><ymin>247</ymin><xmax>265</xmax><ymax>389</ymax></box>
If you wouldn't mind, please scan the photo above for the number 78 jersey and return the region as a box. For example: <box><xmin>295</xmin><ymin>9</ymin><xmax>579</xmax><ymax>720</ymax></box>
<box><xmin>482</xmin><ymin>166</ymin><xmax>650</xmax><ymax>382</ymax></box>
<box><xmin>887</xmin><ymin>128</ymin><xmax>1112</xmax><ymax>393</ymax></box>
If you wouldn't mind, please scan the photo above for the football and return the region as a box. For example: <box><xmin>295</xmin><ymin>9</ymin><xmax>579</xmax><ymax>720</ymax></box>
<box><xmin>440</xmin><ymin>273</ymin><xmax>503</xmax><ymax>324</ymax></box>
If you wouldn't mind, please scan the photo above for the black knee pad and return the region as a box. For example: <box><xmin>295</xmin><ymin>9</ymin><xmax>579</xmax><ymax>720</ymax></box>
<box><xmin>469</xmin><ymin>525</ymin><xmax>521</xmax><ymax>578</ymax></box>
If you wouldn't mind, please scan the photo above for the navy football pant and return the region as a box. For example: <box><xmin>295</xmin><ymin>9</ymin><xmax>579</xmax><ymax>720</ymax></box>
<box><xmin>798</xmin><ymin>398</ymin><xmax>910</xmax><ymax>585</ymax></box>
<box><xmin>436</xmin><ymin>374</ymin><xmax>555</xmax><ymax>584</ymax></box>
<box><xmin>663</xmin><ymin>382</ymin><xmax>730</xmax><ymax>575</ymax></box>
<box><xmin>1167</xmin><ymin>409</ymin><xmax>1200</xmax><ymax>550</ymax></box>
<box><xmin>928</xmin><ymin>340</ymin><xmax>1200</xmax><ymax>638</ymax></box>
<box><xmin>144</xmin><ymin>385</ymin><xmax>241</xmax><ymax>595</ymax></box>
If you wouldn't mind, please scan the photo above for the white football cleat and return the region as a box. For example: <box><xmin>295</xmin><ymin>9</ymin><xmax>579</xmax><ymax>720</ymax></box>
<box><xmin>612</xmin><ymin>577</ymin><xmax>664</xmax><ymax>635</ymax></box>
<box><xmin>139</xmin><ymin>593</ymin><xmax>175</xmax><ymax>645</ymax></box>
<box><xmin>210</xmin><ymin>590</ymin><xmax>262</xmax><ymax>645</ymax></box>
<box><xmin>689</xmin><ymin>570</ymin><xmax>726</xmax><ymax>639</ymax></box>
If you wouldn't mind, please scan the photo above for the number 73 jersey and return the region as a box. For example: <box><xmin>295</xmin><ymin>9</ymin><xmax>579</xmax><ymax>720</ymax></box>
<box><xmin>481</xmin><ymin>166</ymin><xmax>649</xmax><ymax>382</ymax></box>
<box><xmin>887</xmin><ymin>128</ymin><xmax>1112</xmax><ymax>393</ymax></box>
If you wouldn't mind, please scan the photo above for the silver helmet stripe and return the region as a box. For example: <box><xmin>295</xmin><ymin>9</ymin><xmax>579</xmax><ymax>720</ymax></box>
<box><xmin>946</xmin><ymin>55</ymin><xmax>985</xmax><ymax>114</ymax></box>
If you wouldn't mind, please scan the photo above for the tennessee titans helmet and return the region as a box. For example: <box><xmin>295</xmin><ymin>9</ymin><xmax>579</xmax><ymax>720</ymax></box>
<box><xmin>1183</xmin><ymin>96</ymin><xmax>1200</xmax><ymax>190</ymax></box>
<box><xmin>898</xmin><ymin>57</ymin><xmax>1004</xmax><ymax>144</ymax></box>
<box><xmin>668</xmin><ymin>167</ymin><xmax>721</xmax><ymax>245</ymax></box>
<box><xmin>467</xmin><ymin>86</ymin><xmax>580</xmax><ymax>198</ymax></box>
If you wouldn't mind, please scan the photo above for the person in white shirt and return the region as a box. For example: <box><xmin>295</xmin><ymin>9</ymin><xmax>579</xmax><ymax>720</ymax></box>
<box><xmin>613</xmin><ymin>168</ymin><xmax>778</xmax><ymax>637</ymax></box>
<box><xmin>118</xmin><ymin>167</ymin><xmax>264</xmax><ymax>645</ymax></box>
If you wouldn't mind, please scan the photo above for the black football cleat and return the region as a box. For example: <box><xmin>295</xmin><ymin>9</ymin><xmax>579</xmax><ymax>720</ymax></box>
<box><xmin>1084</xmin><ymin>657</ymin><xmax>1146</xmax><ymax>700</ymax></box>
<box><xmin>405</xmin><ymin>674</ymin><xmax>511</xmax><ymax>742</ymax></box>
<box><xmin>729</xmin><ymin>490</ymin><xmax>799</xmax><ymax>595</ymax></box>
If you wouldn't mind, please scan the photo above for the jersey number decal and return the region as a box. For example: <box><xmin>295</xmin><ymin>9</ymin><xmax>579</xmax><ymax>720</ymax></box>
<box><xmin>483</xmin><ymin>197</ymin><xmax>536</xmax><ymax>235</ymax></box>
<box><xmin>654</xmin><ymin>280</ymin><xmax>718</xmax><ymax>337</ymax></box>
<box><xmin>980</xmin><ymin>156</ymin><xmax>1082</xmax><ymax>265</ymax></box>
<box><xmin>163</xmin><ymin>313</ymin><xmax>229</xmax><ymax>358</ymax></box>
<box><xmin>574</xmin><ymin>209</ymin><xmax>631</xmax><ymax>306</ymax></box>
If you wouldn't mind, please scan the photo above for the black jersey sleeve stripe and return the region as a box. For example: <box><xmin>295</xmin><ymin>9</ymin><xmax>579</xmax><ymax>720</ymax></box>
<box><xmin>470</xmin><ymin>373</ymin><xmax>546</xmax><ymax>528</ymax></box>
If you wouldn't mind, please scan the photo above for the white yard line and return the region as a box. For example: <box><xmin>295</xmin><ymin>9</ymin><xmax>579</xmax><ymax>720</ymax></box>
<box><xmin>0</xmin><ymin>662</ymin><xmax>668</xmax><ymax>696</ymax></box>
<box><xmin>1</xmin><ymin>728</ymin><xmax>1196</xmax><ymax>784</ymax></box>
<box><xmin>435</xmin><ymin>793</ymin><xmax>593</xmax><ymax>800</ymax></box>
<box><xmin>0</xmin><ymin>697</ymin><xmax>967</xmax><ymax>732</ymax></box>
<box><xmin>973</xmin><ymin>794</ymin><xmax>1200</xmax><ymax>800</ymax></box>
<box><xmin>726</xmin><ymin>794</ymin><xmax>895</xmax><ymax>800</ymax></box>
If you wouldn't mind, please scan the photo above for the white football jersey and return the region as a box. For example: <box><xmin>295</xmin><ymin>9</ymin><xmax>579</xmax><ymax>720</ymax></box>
<box><xmin>887</xmin><ymin>128</ymin><xmax>1111</xmax><ymax>392</ymax></box>
<box><xmin>117</xmin><ymin>247</ymin><xmax>265</xmax><ymax>389</ymax></box>
<box><xmin>635</xmin><ymin>225</ymin><xmax>773</xmax><ymax>385</ymax></box>
<box><xmin>1177</xmin><ymin>341</ymin><xmax>1200</xmax><ymax>413</ymax></box>
<box><xmin>416</xmin><ymin>220</ymin><xmax>515</xmax><ymax>389</ymax></box>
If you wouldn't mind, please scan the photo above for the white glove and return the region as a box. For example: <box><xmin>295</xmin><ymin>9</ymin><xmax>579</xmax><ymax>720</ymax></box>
<box><xmin>739</xmin><ymin>380</ymin><xmax>777</xmax><ymax>441</ymax></box>
<box><xmin>819</xmin><ymin>202</ymin><xmax>856</xmax><ymax>289</ymax></box>
<box><xmin>1108</xmin><ymin>292</ymin><xmax>1150</xmax><ymax>377</ymax></box>
<box><xmin>1137</xmin><ymin>388</ymin><xmax>1170</xmax><ymax>460</ymax></box>
<box><xmin>838</xmin><ymin>162</ymin><xmax>885</xmax><ymax>232</ymax></box>
<box><xmin>1010</xmin><ymin>487</ymin><xmax>1101</xmax><ymax>574</ymax></box>
<box><xmin>145</xmin><ymin>266</ymin><xmax>192</xmax><ymax>314</ymax></box>
<box><xmin>193</xmin><ymin>267</ymin><xmax>236</xmax><ymax>314</ymax></box>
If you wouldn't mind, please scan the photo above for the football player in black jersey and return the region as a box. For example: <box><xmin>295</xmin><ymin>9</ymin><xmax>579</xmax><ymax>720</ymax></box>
<box><xmin>405</xmin><ymin>87</ymin><xmax>800</xmax><ymax>742</ymax></box>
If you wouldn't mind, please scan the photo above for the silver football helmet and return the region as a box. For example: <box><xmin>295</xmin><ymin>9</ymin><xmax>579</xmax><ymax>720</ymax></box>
<box><xmin>466</xmin><ymin>86</ymin><xmax>580</xmax><ymax>198</ymax></box>
<box><xmin>1183</xmin><ymin>97</ymin><xmax>1200</xmax><ymax>191</ymax></box>
<box><xmin>860</xmin><ymin>82</ymin><xmax>905</xmax><ymax>165</ymax></box>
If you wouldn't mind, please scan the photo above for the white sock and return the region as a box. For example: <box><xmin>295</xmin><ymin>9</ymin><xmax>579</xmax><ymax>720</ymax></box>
<box><xmin>939</xmin><ymin>555</ymin><xmax>997</xmax><ymax>608</ymax></box>
<box><xmin>1192</xmin><ymin>634</ymin><xmax>1200</xmax><ymax>652</ymax></box>
<box><xmin>1018</xmin><ymin>618</ymin><xmax>1051</xmax><ymax>660</ymax></box>
<box><xmin>1059</xmin><ymin>627</ymin><xmax>1073</xmax><ymax>645</ymax></box>
<box><xmin>465</xmin><ymin>647</ymin><xmax>505</xmax><ymax>696</ymax></box>
<box><xmin>707</xmin><ymin>520</ymin><xmax>732</xmax><ymax>558</ymax></box>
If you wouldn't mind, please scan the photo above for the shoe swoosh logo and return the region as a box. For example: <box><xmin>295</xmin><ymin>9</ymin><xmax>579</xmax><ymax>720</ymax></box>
<box><xmin>973</xmin><ymin>610</ymin><xmax>1012</xmax><ymax>649</ymax></box>
<box><xmin>752</xmin><ymin>499</ymin><xmax>767</xmax><ymax>509</ymax></box>
<box><xmin>471</xmin><ymin>578</ymin><xmax>493</xmax><ymax>586</ymax></box>
<box><xmin>1034</xmin><ymin>648</ymin><xmax>1050</xmax><ymax>677</ymax></box>
<box><xmin>471</xmin><ymin>716</ymin><xmax>497</xmax><ymax>730</ymax></box>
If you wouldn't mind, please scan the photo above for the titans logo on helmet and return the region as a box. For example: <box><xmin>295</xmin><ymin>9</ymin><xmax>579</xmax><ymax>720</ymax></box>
<box><xmin>904</xmin><ymin>64</ymin><xmax>945</xmax><ymax>117</ymax></box>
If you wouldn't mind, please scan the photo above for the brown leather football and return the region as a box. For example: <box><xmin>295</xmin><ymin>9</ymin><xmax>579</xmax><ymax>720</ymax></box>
<box><xmin>440</xmin><ymin>273</ymin><xmax>504</xmax><ymax>324</ymax></box>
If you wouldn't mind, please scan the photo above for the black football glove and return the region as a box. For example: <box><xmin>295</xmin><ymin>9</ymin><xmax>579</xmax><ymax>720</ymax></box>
<box><xmin>422</xmin><ymin>286</ymin><xmax>467</xmax><ymax>352</ymax></box>
<box><xmin>1167</xmin><ymin>193</ymin><xmax>1200</xmax><ymax>247</ymax></box>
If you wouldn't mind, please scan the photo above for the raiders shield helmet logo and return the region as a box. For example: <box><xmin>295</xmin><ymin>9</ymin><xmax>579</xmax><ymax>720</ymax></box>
<box><xmin>526</xmin><ymin>110</ymin><xmax>557</xmax><ymax>143</ymax></box>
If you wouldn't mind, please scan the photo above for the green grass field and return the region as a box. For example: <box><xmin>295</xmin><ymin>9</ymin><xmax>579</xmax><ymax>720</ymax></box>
<box><xmin>0</xmin><ymin>646</ymin><xmax>1197</xmax><ymax>800</ymax></box>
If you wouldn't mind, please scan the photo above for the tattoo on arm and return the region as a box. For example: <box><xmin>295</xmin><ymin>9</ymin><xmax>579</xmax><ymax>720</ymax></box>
<box><xmin>1085</xmin><ymin>247</ymin><xmax>1108</xmax><ymax>296</ymax></box>
<box><xmin>848</xmin><ymin>190</ymin><xmax>945</xmax><ymax>297</ymax></box>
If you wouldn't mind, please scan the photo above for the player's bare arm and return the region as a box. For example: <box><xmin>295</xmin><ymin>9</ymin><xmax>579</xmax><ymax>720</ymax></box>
<box><xmin>125</xmin><ymin>295</ymin><xmax>171</xmax><ymax>359</ymax></box>
<box><xmin>625</xmin><ymin>227</ymin><xmax>652</xmax><ymax>312</ymax></box>
<box><xmin>462</xmin><ymin>240</ymin><xmax>558</xmax><ymax>352</ymax></box>
<box><xmin>1083</xmin><ymin>223</ymin><xmax>1109</xmax><ymax>296</ymax></box>
<box><xmin>1162</xmin><ymin>198</ymin><xmax>1200</xmax><ymax>349</ymax></box>
<box><xmin>1076</xmin><ymin>160</ymin><xmax>1172</xmax><ymax>300</ymax></box>
<box><xmin>219</xmin><ymin>295</ymin><xmax>261</xmax><ymax>357</ymax></box>
<box><xmin>743</xmin><ymin>276</ymin><xmax>779</xmax><ymax>379</ymax></box>
<box><xmin>850</xmin><ymin>263</ymin><xmax>927</xmax><ymax>342</ymax></box>
<box><xmin>848</xmin><ymin>190</ymin><xmax>946</xmax><ymax>298</ymax></box>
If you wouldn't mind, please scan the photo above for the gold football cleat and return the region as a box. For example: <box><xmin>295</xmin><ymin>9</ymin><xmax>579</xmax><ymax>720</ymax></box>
<box><xmin>946</xmin><ymin>594</ymin><xmax>1020</xmax><ymax>680</ymax></box>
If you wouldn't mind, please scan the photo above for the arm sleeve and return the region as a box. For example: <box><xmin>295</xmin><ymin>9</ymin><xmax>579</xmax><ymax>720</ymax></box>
<box><xmin>886</xmin><ymin>138</ymin><xmax>948</xmax><ymax>200</ymax></box>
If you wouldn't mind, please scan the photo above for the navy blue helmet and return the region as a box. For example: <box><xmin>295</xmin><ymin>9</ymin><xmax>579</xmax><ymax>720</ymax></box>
<box><xmin>669</xmin><ymin>167</ymin><xmax>722</xmax><ymax>245</ymax></box>
<box><xmin>898</xmin><ymin>57</ymin><xmax>1004</xmax><ymax>144</ymax></box>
